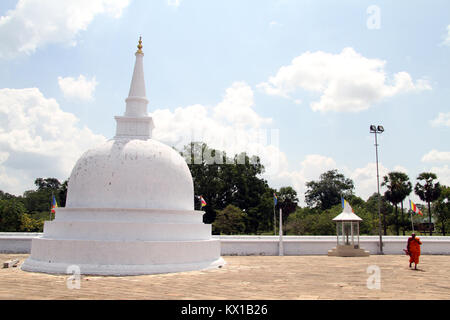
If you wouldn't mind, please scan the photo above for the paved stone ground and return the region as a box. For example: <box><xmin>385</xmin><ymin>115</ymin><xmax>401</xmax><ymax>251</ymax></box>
<box><xmin>1</xmin><ymin>254</ymin><xmax>449</xmax><ymax>300</ymax></box>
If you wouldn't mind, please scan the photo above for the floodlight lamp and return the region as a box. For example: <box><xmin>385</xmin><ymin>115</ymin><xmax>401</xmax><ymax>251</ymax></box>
<box><xmin>370</xmin><ymin>125</ymin><xmax>377</xmax><ymax>132</ymax></box>
<box><xmin>377</xmin><ymin>126</ymin><xmax>384</xmax><ymax>133</ymax></box>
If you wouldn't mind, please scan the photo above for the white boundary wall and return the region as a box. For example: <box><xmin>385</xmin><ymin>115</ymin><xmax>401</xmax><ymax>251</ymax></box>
<box><xmin>1</xmin><ymin>233</ymin><xmax>450</xmax><ymax>255</ymax></box>
<box><xmin>0</xmin><ymin>233</ymin><xmax>41</xmax><ymax>253</ymax></box>
<box><xmin>215</xmin><ymin>235</ymin><xmax>450</xmax><ymax>255</ymax></box>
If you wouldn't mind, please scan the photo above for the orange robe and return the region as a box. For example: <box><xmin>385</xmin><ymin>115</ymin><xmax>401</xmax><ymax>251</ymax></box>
<box><xmin>408</xmin><ymin>237</ymin><xmax>422</xmax><ymax>265</ymax></box>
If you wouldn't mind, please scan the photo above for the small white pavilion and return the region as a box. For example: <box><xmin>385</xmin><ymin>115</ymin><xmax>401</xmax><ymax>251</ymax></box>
<box><xmin>328</xmin><ymin>201</ymin><xmax>370</xmax><ymax>257</ymax></box>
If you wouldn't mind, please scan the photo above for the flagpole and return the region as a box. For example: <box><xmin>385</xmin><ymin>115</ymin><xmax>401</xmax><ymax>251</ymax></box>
<box><xmin>273</xmin><ymin>203</ymin><xmax>276</xmax><ymax>236</ymax></box>
<box><xmin>273</xmin><ymin>193</ymin><xmax>277</xmax><ymax>236</ymax></box>
<box><xmin>50</xmin><ymin>191</ymin><xmax>54</xmax><ymax>221</ymax></box>
<box><xmin>409</xmin><ymin>199</ymin><xmax>415</xmax><ymax>233</ymax></box>
<box><xmin>279</xmin><ymin>208</ymin><xmax>283</xmax><ymax>256</ymax></box>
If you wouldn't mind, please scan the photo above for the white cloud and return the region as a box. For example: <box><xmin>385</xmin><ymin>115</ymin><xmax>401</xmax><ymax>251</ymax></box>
<box><xmin>258</xmin><ymin>47</ymin><xmax>431</xmax><ymax>113</ymax></box>
<box><xmin>421</xmin><ymin>150</ymin><xmax>450</xmax><ymax>163</ymax></box>
<box><xmin>0</xmin><ymin>151</ymin><xmax>9</xmax><ymax>164</ymax></box>
<box><xmin>347</xmin><ymin>162</ymin><xmax>389</xmax><ymax>201</ymax></box>
<box><xmin>269</xmin><ymin>21</ymin><xmax>281</xmax><ymax>28</ymax></box>
<box><xmin>58</xmin><ymin>75</ymin><xmax>98</xmax><ymax>101</ymax></box>
<box><xmin>268</xmin><ymin>155</ymin><xmax>421</xmax><ymax>206</ymax></box>
<box><xmin>393</xmin><ymin>165</ymin><xmax>409</xmax><ymax>174</ymax></box>
<box><xmin>0</xmin><ymin>0</ymin><xmax>131</xmax><ymax>58</ymax></box>
<box><xmin>213</xmin><ymin>82</ymin><xmax>271</xmax><ymax>128</ymax></box>
<box><xmin>0</xmin><ymin>88</ymin><xmax>107</xmax><ymax>195</ymax></box>
<box><xmin>0</xmin><ymin>83</ymin><xmax>278</xmax><ymax>196</ymax></box>
<box><xmin>430</xmin><ymin>165</ymin><xmax>450</xmax><ymax>186</ymax></box>
<box><xmin>167</xmin><ymin>0</ymin><xmax>182</xmax><ymax>7</ymax></box>
<box><xmin>442</xmin><ymin>25</ymin><xmax>450</xmax><ymax>46</ymax></box>
<box><xmin>152</xmin><ymin>82</ymin><xmax>273</xmax><ymax>149</ymax></box>
<box><xmin>267</xmin><ymin>154</ymin><xmax>338</xmax><ymax>205</ymax></box>
<box><xmin>417</xmin><ymin>150</ymin><xmax>450</xmax><ymax>188</ymax></box>
<box><xmin>430</xmin><ymin>112</ymin><xmax>450</xmax><ymax>127</ymax></box>
<box><xmin>151</xmin><ymin>82</ymin><xmax>282</xmax><ymax>175</ymax></box>
<box><xmin>298</xmin><ymin>155</ymin><xmax>337</xmax><ymax>182</ymax></box>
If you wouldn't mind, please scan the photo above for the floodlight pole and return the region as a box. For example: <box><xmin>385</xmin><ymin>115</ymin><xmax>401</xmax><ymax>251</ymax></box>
<box><xmin>279</xmin><ymin>208</ymin><xmax>284</xmax><ymax>256</ymax></box>
<box><xmin>371</xmin><ymin>126</ymin><xmax>384</xmax><ymax>254</ymax></box>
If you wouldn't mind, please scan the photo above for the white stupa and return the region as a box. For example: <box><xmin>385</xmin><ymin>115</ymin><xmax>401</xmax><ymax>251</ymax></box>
<box><xmin>22</xmin><ymin>38</ymin><xmax>225</xmax><ymax>275</ymax></box>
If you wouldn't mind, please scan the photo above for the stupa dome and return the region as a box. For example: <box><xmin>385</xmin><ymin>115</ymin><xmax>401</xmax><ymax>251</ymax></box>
<box><xmin>21</xmin><ymin>37</ymin><xmax>224</xmax><ymax>275</ymax></box>
<box><xmin>66</xmin><ymin>139</ymin><xmax>194</xmax><ymax>211</ymax></box>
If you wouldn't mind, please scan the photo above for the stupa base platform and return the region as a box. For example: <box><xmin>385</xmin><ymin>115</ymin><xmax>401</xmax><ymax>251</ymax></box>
<box><xmin>328</xmin><ymin>245</ymin><xmax>370</xmax><ymax>257</ymax></box>
<box><xmin>21</xmin><ymin>237</ymin><xmax>225</xmax><ymax>276</ymax></box>
<box><xmin>21</xmin><ymin>256</ymin><xmax>225</xmax><ymax>276</ymax></box>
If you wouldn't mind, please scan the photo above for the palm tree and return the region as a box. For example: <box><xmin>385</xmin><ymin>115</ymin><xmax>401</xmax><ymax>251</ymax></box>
<box><xmin>382</xmin><ymin>172</ymin><xmax>412</xmax><ymax>236</ymax></box>
<box><xmin>277</xmin><ymin>186</ymin><xmax>299</xmax><ymax>235</ymax></box>
<box><xmin>398</xmin><ymin>177</ymin><xmax>413</xmax><ymax>235</ymax></box>
<box><xmin>414</xmin><ymin>172</ymin><xmax>441</xmax><ymax>236</ymax></box>
<box><xmin>433</xmin><ymin>186</ymin><xmax>449</xmax><ymax>236</ymax></box>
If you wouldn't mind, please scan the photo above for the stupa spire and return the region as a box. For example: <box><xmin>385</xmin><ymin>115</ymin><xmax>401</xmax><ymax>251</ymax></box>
<box><xmin>137</xmin><ymin>36</ymin><xmax>143</xmax><ymax>54</ymax></box>
<box><xmin>114</xmin><ymin>37</ymin><xmax>154</xmax><ymax>140</ymax></box>
<box><xmin>125</xmin><ymin>37</ymin><xmax>148</xmax><ymax>116</ymax></box>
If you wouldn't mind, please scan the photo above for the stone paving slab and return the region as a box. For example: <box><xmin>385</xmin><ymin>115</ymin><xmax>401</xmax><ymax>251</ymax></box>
<box><xmin>0</xmin><ymin>254</ymin><xmax>449</xmax><ymax>300</ymax></box>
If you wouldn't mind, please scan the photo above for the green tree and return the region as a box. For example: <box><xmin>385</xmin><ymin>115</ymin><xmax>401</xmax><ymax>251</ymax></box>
<box><xmin>184</xmin><ymin>142</ymin><xmax>273</xmax><ymax>234</ymax></box>
<box><xmin>314</xmin><ymin>206</ymin><xmax>338</xmax><ymax>235</ymax></box>
<box><xmin>23</xmin><ymin>177</ymin><xmax>65</xmax><ymax>214</ymax></box>
<box><xmin>34</xmin><ymin>178</ymin><xmax>61</xmax><ymax>191</ymax></box>
<box><xmin>212</xmin><ymin>205</ymin><xmax>246</xmax><ymax>235</ymax></box>
<box><xmin>246</xmin><ymin>189</ymin><xmax>276</xmax><ymax>234</ymax></box>
<box><xmin>305</xmin><ymin>170</ymin><xmax>354</xmax><ymax>210</ymax></box>
<box><xmin>286</xmin><ymin>206</ymin><xmax>337</xmax><ymax>235</ymax></box>
<box><xmin>23</xmin><ymin>189</ymin><xmax>52</xmax><ymax>213</ymax></box>
<box><xmin>381</xmin><ymin>172</ymin><xmax>412</xmax><ymax>235</ymax></box>
<box><xmin>346</xmin><ymin>196</ymin><xmax>378</xmax><ymax>235</ymax></box>
<box><xmin>20</xmin><ymin>214</ymin><xmax>44</xmax><ymax>232</ymax></box>
<box><xmin>433</xmin><ymin>186</ymin><xmax>450</xmax><ymax>236</ymax></box>
<box><xmin>0</xmin><ymin>190</ymin><xmax>16</xmax><ymax>200</ymax></box>
<box><xmin>0</xmin><ymin>199</ymin><xmax>26</xmax><ymax>232</ymax></box>
<box><xmin>276</xmin><ymin>186</ymin><xmax>299</xmax><ymax>234</ymax></box>
<box><xmin>285</xmin><ymin>208</ymin><xmax>307</xmax><ymax>235</ymax></box>
<box><xmin>59</xmin><ymin>180</ymin><xmax>69</xmax><ymax>207</ymax></box>
<box><xmin>365</xmin><ymin>193</ymin><xmax>394</xmax><ymax>235</ymax></box>
<box><xmin>414</xmin><ymin>172</ymin><xmax>441</xmax><ymax>235</ymax></box>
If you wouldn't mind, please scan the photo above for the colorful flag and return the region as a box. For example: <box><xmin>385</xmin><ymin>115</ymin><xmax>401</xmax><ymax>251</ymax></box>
<box><xmin>51</xmin><ymin>194</ymin><xmax>58</xmax><ymax>214</ymax></box>
<box><xmin>341</xmin><ymin>197</ymin><xmax>354</xmax><ymax>212</ymax></box>
<box><xmin>273</xmin><ymin>193</ymin><xmax>278</xmax><ymax>206</ymax></box>
<box><xmin>200</xmin><ymin>196</ymin><xmax>207</xmax><ymax>207</ymax></box>
<box><xmin>409</xmin><ymin>200</ymin><xmax>423</xmax><ymax>216</ymax></box>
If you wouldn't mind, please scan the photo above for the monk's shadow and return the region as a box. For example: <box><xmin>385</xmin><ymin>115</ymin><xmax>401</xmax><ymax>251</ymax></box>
<box><xmin>410</xmin><ymin>268</ymin><xmax>426</xmax><ymax>272</ymax></box>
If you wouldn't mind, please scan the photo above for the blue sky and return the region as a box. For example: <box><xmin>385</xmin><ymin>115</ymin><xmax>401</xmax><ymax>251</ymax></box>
<box><xmin>0</xmin><ymin>0</ymin><xmax>449</xmax><ymax>205</ymax></box>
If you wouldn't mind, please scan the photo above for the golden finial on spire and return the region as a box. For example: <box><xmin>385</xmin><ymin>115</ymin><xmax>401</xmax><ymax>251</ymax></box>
<box><xmin>136</xmin><ymin>36</ymin><xmax>143</xmax><ymax>54</ymax></box>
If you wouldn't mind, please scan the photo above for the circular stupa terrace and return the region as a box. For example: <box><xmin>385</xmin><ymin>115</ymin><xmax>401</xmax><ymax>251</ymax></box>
<box><xmin>19</xmin><ymin>38</ymin><xmax>224</xmax><ymax>276</ymax></box>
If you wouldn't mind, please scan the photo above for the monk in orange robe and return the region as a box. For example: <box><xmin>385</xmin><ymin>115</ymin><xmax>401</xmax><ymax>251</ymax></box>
<box><xmin>407</xmin><ymin>233</ymin><xmax>422</xmax><ymax>269</ymax></box>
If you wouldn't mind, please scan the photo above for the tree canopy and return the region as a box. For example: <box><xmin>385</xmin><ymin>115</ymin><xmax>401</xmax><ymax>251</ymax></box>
<box><xmin>0</xmin><ymin>144</ymin><xmax>448</xmax><ymax>236</ymax></box>
<box><xmin>184</xmin><ymin>142</ymin><xmax>275</xmax><ymax>234</ymax></box>
<box><xmin>382</xmin><ymin>171</ymin><xmax>412</xmax><ymax>235</ymax></box>
<box><xmin>415</xmin><ymin>172</ymin><xmax>441</xmax><ymax>235</ymax></box>
<box><xmin>432</xmin><ymin>185</ymin><xmax>449</xmax><ymax>236</ymax></box>
<box><xmin>305</xmin><ymin>170</ymin><xmax>354</xmax><ymax>210</ymax></box>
